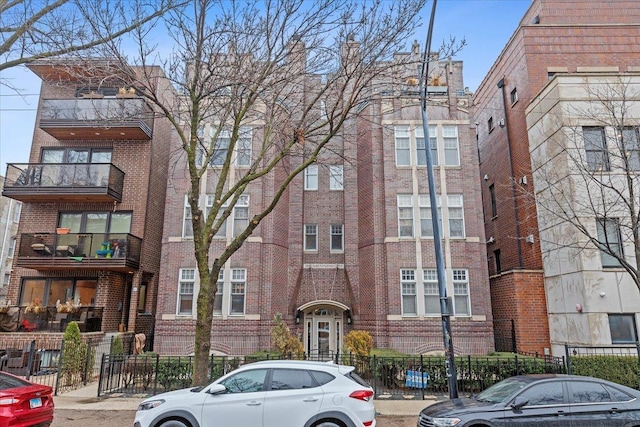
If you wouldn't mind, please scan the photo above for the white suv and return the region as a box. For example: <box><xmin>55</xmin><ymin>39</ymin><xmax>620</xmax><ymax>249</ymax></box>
<box><xmin>134</xmin><ymin>359</ymin><xmax>376</xmax><ymax>427</ymax></box>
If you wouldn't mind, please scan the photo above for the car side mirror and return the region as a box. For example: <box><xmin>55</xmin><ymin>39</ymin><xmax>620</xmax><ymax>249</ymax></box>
<box><xmin>206</xmin><ymin>384</ymin><xmax>227</xmax><ymax>395</ymax></box>
<box><xmin>511</xmin><ymin>397</ymin><xmax>529</xmax><ymax>410</ymax></box>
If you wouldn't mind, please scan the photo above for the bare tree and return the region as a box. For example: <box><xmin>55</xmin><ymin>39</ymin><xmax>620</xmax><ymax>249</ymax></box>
<box><xmin>82</xmin><ymin>0</ymin><xmax>463</xmax><ymax>385</ymax></box>
<box><xmin>530</xmin><ymin>75</ymin><xmax>640</xmax><ymax>291</ymax></box>
<box><xmin>0</xmin><ymin>0</ymin><xmax>182</xmax><ymax>77</ymax></box>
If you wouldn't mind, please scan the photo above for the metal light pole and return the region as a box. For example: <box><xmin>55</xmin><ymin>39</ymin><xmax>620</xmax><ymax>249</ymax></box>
<box><xmin>418</xmin><ymin>0</ymin><xmax>458</xmax><ymax>399</ymax></box>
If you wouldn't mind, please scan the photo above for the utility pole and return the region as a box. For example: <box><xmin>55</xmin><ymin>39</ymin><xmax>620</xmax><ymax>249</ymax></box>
<box><xmin>418</xmin><ymin>0</ymin><xmax>458</xmax><ymax>399</ymax></box>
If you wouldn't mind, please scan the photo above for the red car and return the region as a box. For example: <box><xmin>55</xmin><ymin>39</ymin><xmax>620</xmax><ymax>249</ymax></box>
<box><xmin>0</xmin><ymin>371</ymin><xmax>54</xmax><ymax>426</ymax></box>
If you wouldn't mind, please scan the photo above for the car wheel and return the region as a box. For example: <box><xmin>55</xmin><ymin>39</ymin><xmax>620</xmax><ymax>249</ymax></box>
<box><xmin>312</xmin><ymin>420</ymin><xmax>346</xmax><ymax>427</ymax></box>
<box><xmin>156</xmin><ymin>418</ymin><xmax>192</xmax><ymax>427</ymax></box>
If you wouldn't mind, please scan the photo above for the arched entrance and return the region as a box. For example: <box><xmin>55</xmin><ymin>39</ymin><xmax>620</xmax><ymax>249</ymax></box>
<box><xmin>297</xmin><ymin>300</ymin><xmax>350</xmax><ymax>360</ymax></box>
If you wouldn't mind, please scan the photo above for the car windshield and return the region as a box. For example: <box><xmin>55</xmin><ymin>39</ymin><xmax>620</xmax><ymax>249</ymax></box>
<box><xmin>0</xmin><ymin>373</ymin><xmax>30</xmax><ymax>390</ymax></box>
<box><xmin>475</xmin><ymin>377</ymin><xmax>531</xmax><ymax>403</ymax></box>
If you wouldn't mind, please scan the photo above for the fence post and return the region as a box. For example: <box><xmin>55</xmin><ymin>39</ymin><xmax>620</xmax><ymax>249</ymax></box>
<box><xmin>372</xmin><ymin>355</ymin><xmax>377</xmax><ymax>397</ymax></box>
<box><xmin>83</xmin><ymin>338</ymin><xmax>92</xmax><ymax>385</ymax></box>
<box><xmin>420</xmin><ymin>354</ymin><xmax>425</xmax><ymax>401</ymax></box>
<box><xmin>54</xmin><ymin>340</ymin><xmax>65</xmax><ymax>396</ymax></box>
<box><xmin>565</xmin><ymin>344</ymin><xmax>572</xmax><ymax>375</ymax></box>
<box><xmin>97</xmin><ymin>353</ymin><xmax>106</xmax><ymax>397</ymax></box>
<box><xmin>25</xmin><ymin>340</ymin><xmax>36</xmax><ymax>381</ymax></box>
<box><xmin>511</xmin><ymin>319</ymin><xmax>517</xmax><ymax>353</ymax></box>
<box><xmin>153</xmin><ymin>353</ymin><xmax>160</xmax><ymax>396</ymax></box>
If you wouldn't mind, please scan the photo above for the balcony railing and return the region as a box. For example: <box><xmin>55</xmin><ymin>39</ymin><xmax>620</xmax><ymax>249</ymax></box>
<box><xmin>17</xmin><ymin>232</ymin><xmax>141</xmax><ymax>272</ymax></box>
<box><xmin>2</xmin><ymin>163</ymin><xmax>124</xmax><ymax>203</ymax></box>
<box><xmin>0</xmin><ymin>306</ymin><xmax>103</xmax><ymax>333</ymax></box>
<box><xmin>39</xmin><ymin>98</ymin><xmax>154</xmax><ymax>140</ymax></box>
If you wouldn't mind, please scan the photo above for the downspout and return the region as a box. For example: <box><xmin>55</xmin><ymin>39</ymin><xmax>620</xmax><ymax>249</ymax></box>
<box><xmin>497</xmin><ymin>77</ymin><xmax>523</xmax><ymax>267</ymax></box>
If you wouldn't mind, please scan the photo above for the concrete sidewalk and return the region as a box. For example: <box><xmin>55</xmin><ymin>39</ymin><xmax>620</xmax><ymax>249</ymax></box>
<box><xmin>53</xmin><ymin>382</ymin><xmax>444</xmax><ymax>416</ymax></box>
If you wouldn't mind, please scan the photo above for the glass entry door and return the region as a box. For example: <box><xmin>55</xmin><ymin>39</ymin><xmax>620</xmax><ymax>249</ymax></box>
<box><xmin>305</xmin><ymin>308</ymin><xmax>344</xmax><ymax>360</ymax></box>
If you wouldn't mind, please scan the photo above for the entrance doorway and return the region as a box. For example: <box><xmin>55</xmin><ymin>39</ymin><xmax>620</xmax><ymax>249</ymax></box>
<box><xmin>302</xmin><ymin>306</ymin><xmax>347</xmax><ymax>360</ymax></box>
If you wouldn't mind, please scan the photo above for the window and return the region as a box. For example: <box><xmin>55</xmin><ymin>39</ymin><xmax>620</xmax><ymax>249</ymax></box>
<box><xmin>330</xmin><ymin>224</ymin><xmax>344</xmax><ymax>252</ymax></box>
<box><xmin>415</xmin><ymin>126</ymin><xmax>437</xmax><ymax>166</ymax></box>
<box><xmin>236</xmin><ymin>127</ymin><xmax>252</xmax><ymax>166</ymax></box>
<box><xmin>206</xmin><ymin>195</ymin><xmax>227</xmax><ymax>237</ymax></box>
<box><xmin>3</xmin><ymin>274</ymin><xmax>9</xmax><ymax>287</ymax></box>
<box><xmin>584</xmin><ymin>127</ymin><xmax>610</xmax><ymax>171</ymax></box>
<box><xmin>270</xmin><ymin>369</ymin><xmax>317</xmax><ymax>390</ymax></box>
<box><xmin>304</xmin><ymin>224</ymin><xmax>318</xmax><ymax>251</ymax></box>
<box><xmin>420</xmin><ymin>195</ymin><xmax>465</xmax><ymax>238</ymax></box>
<box><xmin>489</xmin><ymin>184</ymin><xmax>497</xmax><ymax>217</ymax></box>
<box><xmin>220</xmin><ymin>369</ymin><xmax>267</xmax><ymax>393</ymax></box>
<box><xmin>178</xmin><ymin>268</ymin><xmax>195</xmax><ymax>315</ymax></box>
<box><xmin>453</xmin><ymin>269</ymin><xmax>470</xmax><ymax>316</ymax></box>
<box><xmin>329</xmin><ymin>165</ymin><xmax>344</xmax><ymax>190</ymax></box>
<box><xmin>233</xmin><ymin>195</ymin><xmax>249</xmax><ymax>237</ymax></box>
<box><xmin>518</xmin><ymin>382</ymin><xmax>565</xmax><ymax>406</ymax></box>
<box><xmin>622</xmin><ymin>127</ymin><xmax>640</xmax><ymax>171</ymax></box>
<box><xmin>183</xmin><ymin>196</ymin><xmax>193</xmax><ymax>238</ymax></box>
<box><xmin>510</xmin><ymin>87</ymin><xmax>518</xmax><ymax>105</ymax></box>
<box><xmin>395</xmin><ymin>126</ymin><xmax>411</xmax><ymax>166</ymax></box>
<box><xmin>304</xmin><ymin>165</ymin><xmax>318</xmax><ymax>190</ymax></box>
<box><xmin>494</xmin><ymin>249</ymin><xmax>502</xmax><ymax>274</ymax></box>
<box><xmin>12</xmin><ymin>203</ymin><xmax>21</xmax><ymax>223</ymax></box>
<box><xmin>596</xmin><ymin>218</ymin><xmax>623</xmax><ymax>267</ymax></box>
<box><xmin>401</xmin><ymin>269</ymin><xmax>417</xmax><ymax>316</ymax></box>
<box><xmin>230</xmin><ymin>268</ymin><xmax>246</xmax><ymax>315</ymax></box>
<box><xmin>214</xmin><ymin>270</ymin><xmax>224</xmax><ymax>315</ymax></box>
<box><xmin>609</xmin><ymin>314</ymin><xmax>637</xmax><ymax>344</ymax></box>
<box><xmin>197</xmin><ymin>126</ymin><xmax>252</xmax><ymax>167</ymax></box>
<box><xmin>7</xmin><ymin>238</ymin><xmax>15</xmax><ymax>258</ymax></box>
<box><xmin>569</xmin><ymin>381</ymin><xmax>613</xmax><ymax>404</ymax></box>
<box><xmin>488</xmin><ymin>117</ymin><xmax>494</xmax><ymax>133</ymax></box>
<box><xmin>423</xmin><ymin>269</ymin><xmax>440</xmax><ymax>315</ymax></box>
<box><xmin>19</xmin><ymin>278</ymin><xmax>96</xmax><ymax>306</ymax></box>
<box><xmin>398</xmin><ymin>195</ymin><xmax>414</xmax><ymax>237</ymax></box>
<box><xmin>442</xmin><ymin>126</ymin><xmax>460</xmax><ymax>166</ymax></box>
<box><xmin>211</xmin><ymin>129</ymin><xmax>230</xmax><ymax>166</ymax></box>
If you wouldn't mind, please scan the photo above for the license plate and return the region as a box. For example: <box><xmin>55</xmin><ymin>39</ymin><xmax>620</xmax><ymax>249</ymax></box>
<box><xmin>29</xmin><ymin>398</ymin><xmax>42</xmax><ymax>409</ymax></box>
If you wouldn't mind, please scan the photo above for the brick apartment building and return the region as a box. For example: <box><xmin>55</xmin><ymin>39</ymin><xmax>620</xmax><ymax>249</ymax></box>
<box><xmin>1</xmin><ymin>61</ymin><xmax>173</xmax><ymax>340</ymax></box>
<box><xmin>472</xmin><ymin>0</ymin><xmax>640</xmax><ymax>356</ymax></box>
<box><xmin>154</xmin><ymin>41</ymin><xmax>494</xmax><ymax>357</ymax></box>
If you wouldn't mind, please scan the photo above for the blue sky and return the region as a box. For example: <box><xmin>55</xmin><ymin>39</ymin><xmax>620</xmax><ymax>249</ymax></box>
<box><xmin>0</xmin><ymin>0</ymin><xmax>532</xmax><ymax>173</ymax></box>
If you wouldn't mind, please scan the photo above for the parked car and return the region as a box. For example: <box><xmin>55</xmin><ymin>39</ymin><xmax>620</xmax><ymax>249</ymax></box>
<box><xmin>134</xmin><ymin>359</ymin><xmax>375</xmax><ymax>427</ymax></box>
<box><xmin>418</xmin><ymin>374</ymin><xmax>640</xmax><ymax>427</ymax></box>
<box><xmin>0</xmin><ymin>371</ymin><xmax>54</xmax><ymax>426</ymax></box>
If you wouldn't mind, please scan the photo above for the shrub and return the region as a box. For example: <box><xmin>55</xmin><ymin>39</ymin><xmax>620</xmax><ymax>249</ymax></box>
<box><xmin>569</xmin><ymin>355</ymin><xmax>640</xmax><ymax>389</ymax></box>
<box><xmin>111</xmin><ymin>335</ymin><xmax>124</xmax><ymax>355</ymax></box>
<box><xmin>344</xmin><ymin>330</ymin><xmax>374</xmax><ymax>358</ymax></box>
<box><xmin>270</xmin><ymin>313</ymin><xmax>304</xmax><ymax>358</ymax></box>
<box><xmin>61</xmin><ymin>321</ymin><xmax>89</xmax><ymax>386</ymax></box>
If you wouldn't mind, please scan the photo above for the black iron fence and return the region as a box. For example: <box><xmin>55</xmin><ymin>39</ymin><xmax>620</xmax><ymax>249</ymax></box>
<box><xmin>97</xmin><ymin>352</ymin><xmax>566</xmax><ymax>399</ymax></box>
<box><xmin>565</xmin><ymin>344</ymin><xmax>640</xmax><ymax>389</ymax></box>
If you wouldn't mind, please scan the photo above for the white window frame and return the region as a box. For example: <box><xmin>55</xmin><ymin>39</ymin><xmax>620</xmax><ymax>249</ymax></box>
<box><xmin>447</xmin><ymin>195</ymin><xmax>466</xmax><ymax>238</ymax></box>
<box><xmin>443</xmin><ymin>126</ymin><xmax>460</xmax><ymax>166</ymax></box>
<box><xmin>7</xmin><ymin>237</ymin><xmax>16</xmax><ymax>258</ymax></box>
<box><xmin>232</xmin><ymin>195</ymin><xmax>250</xmax><ymax>237</ymax></box>
<box><xmin>235</xmin><ymin>126</ymin><xmax>252</xmax><ymax>167</ymax></box>
<box><xmin>304</xmin><ymin>164</ymin><xmax>318</xmax><ymax>190</ymax></box>
<box><xmin>395</xmin><ymin>126</ymin><xmax>411</xmax><ymax>166</ymax></box>
<box><xmin>213</xmin><ymin>270</ymin><xmax>224</xmax><ymax>315</ymax></box>
<box><xmin>584</xmin><ymin>126</ymin><xmax>610</xmax><ymax>172</ymax></box>
<box><xmin>196</xmin><ymin>125</ymin><xmax>252</xmax><ymax>167</ymax></box>
<box><xmin>2</xmin><ymin>274</ymin><xmax>9</xmax><ymax>287</ymax></box>
<box><xmin>304</xmin><ymin>224</ymin><xmax>318</xmax><ymax>251</ymax></box>
<box><xmin>423</xmin><ymin>269</ymin><xmax>440</xmax><ymax>316</ymax></box>
<box><xmin>453</xmin><ymin>269</ymin><xmax>470</xmax><ymax>316</ymax></box>
<box><xmin>183</xmin><ymin>195</ymin><xmax>193</xmax><ymax>238</ymax></box>
<box><xmin>12</xmin><ymin>203</ymin><xmax>21</xmax><ymax>223</ymax></box>
<box><xmin>420</xmin><ymin>194</ymin><xmax>465</xmax><ymax>239</ymax></box>
<box><xmin>330</xmin><ymin>224</ymin><xmax>344</xmax><ymax>252</ymax></box>
<box><xmin>622</xmin><ymin>127</ymin><xmax>640</xmax><ymax>171</ymax></box>
<box><xmin>397</xmin><ymin>195</ymin><xmax>414</xmax><ymax>238</ymax></box>
<box><xmin>401</xmin><ymin>269</ymin><xmax>417</xmax><ymax>316</ymax></box>
<box><xmin>177</xmin><ymin>268</ymin><xmax>196</xmax><ymax>315</ymax></box>
<box><xmin>415</xmin><ymin>126</ymin><xmax>437</xmax><ymax>166</ymax></box>
<box><xmin>329</xmin><ymin>165</ymin><xmax>344</xmax><ymax>190</ymax></box>
<box><xmin>597</xmin><ymin>218</ymin><xmax>623</xmax><ymax>267</ymax></box>
<box><xmin>206</xmin><ymin>194</ymin><xmax>228</xmax><ymax>238</ymax></box>
<box><xmin>230</xmin><ymin>268</ymin><xmax>246</xmax><ymax>315</ymax></box>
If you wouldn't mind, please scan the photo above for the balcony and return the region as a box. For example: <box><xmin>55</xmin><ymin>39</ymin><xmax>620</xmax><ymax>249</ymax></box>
<box><xmin>39</xmin><ymin>98</ymin><xmax>153</xmax><ymax>140</ymax></box>
<box><xmin>0</xmin><ymin>306</ymin><xmax>103</xmax><ymax>333</ymax></box>
<box><xmin>2</xmin><ymin>163</ymin><xmax>124</xmax><ymax>203</ymax></box>
<box><xmin>16</xmin><ymin>232</ymin><xmax>141</xmax><ymax>273</ymax></box>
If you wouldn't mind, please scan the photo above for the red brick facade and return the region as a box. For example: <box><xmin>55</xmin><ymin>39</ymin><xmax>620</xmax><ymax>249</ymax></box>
<box><xmin>473</xmin><ymin>0</ymin><xmax>640</xmax><ymax>355</ymax></box>
<box><xmin>154</xmin><ymin>49</ymin><xmax>494</xmax><ymax>356</ymax></box>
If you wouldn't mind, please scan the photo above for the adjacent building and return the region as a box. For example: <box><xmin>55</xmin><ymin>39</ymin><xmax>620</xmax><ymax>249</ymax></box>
<box><xmin>0</xmin><ymin>179</ymin><xmax>21</xmax><ymax>299</ymax></box>
<box><xmin>1</xmin><ymin>61</ymin><xmax>173</xmax><ymax>339</ymax></box>
<box><xmin>473</xmin><ymin>0</ymin><xmax>640</xmax><ymax>356</ymax></box>
<box><xmin>154</xmin><ymin>42</ymin><xmax>494</xmax><ymax>356</ymax></box>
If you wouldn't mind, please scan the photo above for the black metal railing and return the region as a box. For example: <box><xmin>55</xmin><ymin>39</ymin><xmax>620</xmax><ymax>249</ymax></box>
<box><xmin>18</xmin><ymin>232</ymin><xmax>141</xmax><ymax>263</ymax></box>
<box><xmin>0</xmin><ymin>306</ymin><xmax>103</xmax><ymax>333</ymax></box>
<box><xmin>40</xmin><ymin>98</ymin><xmax>153</xmax><ymax>136</ymax></box>
<box><xmin>3</xmin><ymin>163</ymin><xmax>124</xmax><ymax>200</ymax></box>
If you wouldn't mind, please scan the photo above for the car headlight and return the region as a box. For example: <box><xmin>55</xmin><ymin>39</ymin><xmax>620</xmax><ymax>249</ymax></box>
<box><xmin>137</xmin><ymin>399</ymin><xmax>165</xmax><ymax>411</ymax></box>
<box><xmin>432</xmin><ymin>418</ymin><xmax>462</xmax><ymax>427</ymax></box>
